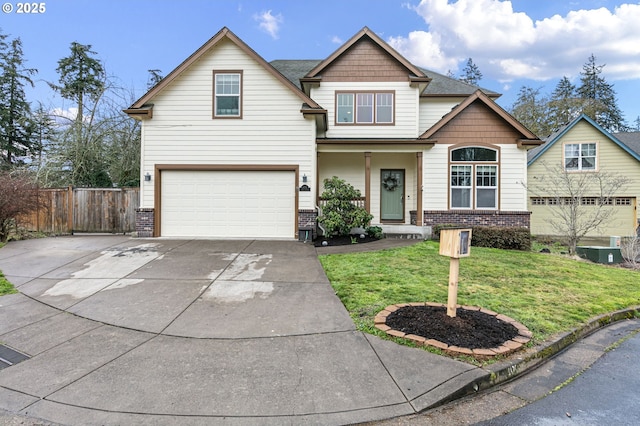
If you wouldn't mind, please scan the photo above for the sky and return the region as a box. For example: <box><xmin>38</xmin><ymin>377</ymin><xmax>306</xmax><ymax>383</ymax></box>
<box><xmin>2</xmin><ymin>0</ymin><xmax>640</xmax><ymax>124</ymax></box>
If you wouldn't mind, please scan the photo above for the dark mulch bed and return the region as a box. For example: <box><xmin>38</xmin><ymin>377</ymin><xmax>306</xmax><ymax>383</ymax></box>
<box><xmin>385</xmin><ymin>305</ymin><xmax>519</xmax><ymax>349</ymax></box>
<box><xmin>313</xmin><ymin>235</ymin><xmax>379</xmax><ymax>247</ymax></box>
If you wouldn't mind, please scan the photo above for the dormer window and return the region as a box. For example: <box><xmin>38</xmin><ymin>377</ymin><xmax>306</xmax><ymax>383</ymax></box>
<box><xmin>335</xmin><ymin>91</ymin><xmax>394</xmax><ymax>125</ymax></box>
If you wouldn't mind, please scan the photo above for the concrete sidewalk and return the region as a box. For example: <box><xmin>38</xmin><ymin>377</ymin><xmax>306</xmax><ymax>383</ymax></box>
<box><xmin>0</xmin><ymin>236</ymin><xmax>485</xmax><ymax>425</ymax></box>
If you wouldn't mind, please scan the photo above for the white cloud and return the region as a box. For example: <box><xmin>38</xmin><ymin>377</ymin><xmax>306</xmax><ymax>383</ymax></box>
<box><xmin>331</xmin><ymin>35</ymin><xmax>343</xmax><ymax>44</ymax></box>
<box><xmin>390</xmin><ymin>0</ymin><xmax>640</xmax><ymax>82</ymax></box>
<box><xmin>388</xmin><ymin>30</ymin><xmax>458</xmax><ymax>72</ymax></box>
<box><xmin>254</xmin><ymin>10</ymin><xmax>283</xmax><ymax>39</ymax></box>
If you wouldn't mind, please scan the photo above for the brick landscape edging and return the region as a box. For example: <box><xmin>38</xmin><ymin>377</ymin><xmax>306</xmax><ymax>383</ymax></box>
<box><xmin>374</xmin><ymin>302</ymin><xmax>532</xmax><ymax>358</ymax></box>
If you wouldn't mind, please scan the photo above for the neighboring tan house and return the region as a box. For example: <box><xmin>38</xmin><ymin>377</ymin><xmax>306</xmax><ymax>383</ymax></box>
<box><xmin>527</xmin><ymin>114</ymin><xmax>640</xmax><ymax>239</ymax></box>
<box><xmin>126</xmin><ymin>27</ymin><xmax>541</xmax><ymax>239</ymax></box>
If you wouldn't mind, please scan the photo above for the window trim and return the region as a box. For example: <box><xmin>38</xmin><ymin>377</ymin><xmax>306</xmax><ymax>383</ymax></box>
<box><xmin>213</xmin><ymin>70</ymin><xmax>243</xmax><ymax>119</ymax></box>
<box><xmin>334</xmin><ymin>90</ymin><xmax>395</xmax><ymax>126</ymax></box>
<box><xmin>563</xmin><ymin>142</ymin><xmax>598</xmax><ymax>172</ymax></box>
<box><xmin>448</xmin><ymin>145</ymin><xmax>500</xmax><ymax>210</ymax></box>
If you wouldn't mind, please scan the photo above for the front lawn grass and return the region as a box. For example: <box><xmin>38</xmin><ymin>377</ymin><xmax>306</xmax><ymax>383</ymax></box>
<box><xmin>319</xmin><ymin>241</ymin><xmax>639</xmax><ymax>344</ymax></box>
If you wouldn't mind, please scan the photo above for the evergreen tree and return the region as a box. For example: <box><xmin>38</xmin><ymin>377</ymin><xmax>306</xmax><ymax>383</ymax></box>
<box><xmin>459</xmin><ymin>58</ymin><xmax>483</xmax><ymax>86</ymax></box>
<box><xmin>548</xmin><ymin>76</ymin><xmax>581</xmax><ymax>131</ymax></box>
<box><xmin>577</xmin><ymin>54</ymin><xmax>626</xmax><ymax>132</ymax></box>
<box><xmin>49</xmin><ymin>42</ymin><xmax>105</xmax><ymax>125</ymax></box>
<box><xmin>0</xmin><ymin>37</ymin><xmax>37</xmax><ymax>166</ymax></box>
<box><xmin>47</xmin><ymin>42</ymin><xmax>111</xmax><ymax>187</ymax></box>
<box><xmin>510</xmin><ymin>86</ymin><xmax>552</xmax><ymax>138</ymax></box>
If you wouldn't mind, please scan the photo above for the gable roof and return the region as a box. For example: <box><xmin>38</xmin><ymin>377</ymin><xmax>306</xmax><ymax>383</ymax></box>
<box><xmin>270</xmin><ymin>60</ymin><xmax>500</xmax><ymax>98</ymax></box>
<box><xmin>304</xmin><ymin>27</ymin><xmax>427</xmax><ymax>81</ymax></box>
<box><xmin>613</xmin><ymin>132</ymin><xmax>640</xmax><ymax>157</ymax></box>
<box><xmin>125</xmin><ymin>27</ymin><xmax>323</xmax><ymax>118</ymax></box>
<box><xmin>527</xmin><ymin>114</ymin><xmax>640</xmax><ymax>166</ymax></box>
<box><xmin>419</xmin><ymin>90</ymin><xmax>540</xmax><ymax>144</ymax></box>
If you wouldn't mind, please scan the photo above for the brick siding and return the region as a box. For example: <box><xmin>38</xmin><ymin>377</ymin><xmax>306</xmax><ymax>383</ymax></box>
<box><xmin>135</xmin><ymin>208</ymin><xmax>155</xmax><ymax>237</ymax></box>
<box><xmin>423</xmin><ymin>210</ymin><xmax>531</xmax><ymax>228</ymax></box>
<box><xmin>298</xmin><ymin>209</ymin><xmax>318</xmax><ymax>238</ymax></box>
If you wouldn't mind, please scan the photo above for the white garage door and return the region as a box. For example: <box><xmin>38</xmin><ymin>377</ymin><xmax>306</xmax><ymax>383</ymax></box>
<box><xmin>161</xmin><ymin>170</ymin><xmax>295</xmax><ymax>238</ymax></box>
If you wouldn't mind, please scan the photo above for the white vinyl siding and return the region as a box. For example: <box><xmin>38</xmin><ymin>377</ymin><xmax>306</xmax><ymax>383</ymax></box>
<box><xmin>139</xmin><ymin>39</ymin><xmax>316</xmax><ymax>210</ymax></box>
<box><xmin>419</xmin><ymin>97</ymin><xmax>466</xmax><ymax>132</ymax></box>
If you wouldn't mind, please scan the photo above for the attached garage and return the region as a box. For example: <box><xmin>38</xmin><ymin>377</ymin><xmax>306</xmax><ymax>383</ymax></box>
<box><xmin>158</xmin><ymin>167</ymin><xmax>297</xmax><ymax>239</ymax></box>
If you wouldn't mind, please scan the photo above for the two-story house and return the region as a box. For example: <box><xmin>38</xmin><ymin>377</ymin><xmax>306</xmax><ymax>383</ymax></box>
<box><xmin>126</xmin><ymin>27</ymin><xmax>541</xmax><ymax>239</ymax></box>
<box><xmin>527</xmin><ymin>114</ymin><xmax>640</xmax><ymax>239</ymax></box>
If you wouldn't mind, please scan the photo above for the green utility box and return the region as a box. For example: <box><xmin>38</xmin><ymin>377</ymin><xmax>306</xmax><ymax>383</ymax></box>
<box><xmin>576</xmin><ymin>246</ymin><xmax>623</xmax><ymax>264</ymax></box>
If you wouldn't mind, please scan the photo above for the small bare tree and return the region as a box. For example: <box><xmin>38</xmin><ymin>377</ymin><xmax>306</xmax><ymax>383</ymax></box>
<box><xmin>527</xmin><ymin>161</ymin><xmax>630</xmax><ymax>255</ymax></box>
<box><xmin>621</xmin><ymin>235</ymin><xmax>640</xmax><ymax>269</ymax></box>
<box><xmin>0</xmin><ymin>170</ymin><xmax>40</xmax><ymax>242</ymax></box>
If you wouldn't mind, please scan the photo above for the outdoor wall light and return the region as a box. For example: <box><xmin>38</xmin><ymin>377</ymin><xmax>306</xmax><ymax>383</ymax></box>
<box><xmin>144</xmin><ymin>172</ymin><xmax>151</xmax><ymax>182</ymax></box>
<box><xmin>302</xmin><ymin>174</ymin><xmax>308</xmax><ymax>183</ymax></box>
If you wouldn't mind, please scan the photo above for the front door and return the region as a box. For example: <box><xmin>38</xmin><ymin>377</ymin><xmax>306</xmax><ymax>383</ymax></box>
<box><xmin>380</xmin><ymin>169</ymin><xmax>404</xmax><ymax>221</ymax></box>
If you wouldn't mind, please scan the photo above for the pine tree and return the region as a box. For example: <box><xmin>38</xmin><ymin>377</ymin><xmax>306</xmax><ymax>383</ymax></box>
<box><xmin>50</xmin><ymin>42</ymin><xmax>105</xmax><ymax>125</ymax></box>
<box><xmin>548</xmin><ymin>76</ymin><xmax>581</xmax><ymax>132</ymax></box>
<box><xmin>459</xmin><ymin>58</ymin><xmax>483</xmax><ymax>86</ymax></box>
<box><xmin>0</xmin><ymin>37</ymin><xmax>37</xmax><ymax>166</ymax></box>
<box><xmin>577</xmin><ymin>54</ymin><xmax>625</xmax><ymax>132</ymax></box>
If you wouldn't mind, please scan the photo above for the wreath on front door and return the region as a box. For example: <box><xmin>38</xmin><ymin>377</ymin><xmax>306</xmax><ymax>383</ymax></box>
<box><xmin>383</xmin><ymin>175</ymin><xmax>399</xmax><ymax>191</ymax></box>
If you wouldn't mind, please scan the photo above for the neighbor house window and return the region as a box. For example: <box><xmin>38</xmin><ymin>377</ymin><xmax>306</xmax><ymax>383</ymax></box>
<box><xmin>214</xmin><ymin>71</ymin><xmax>242</xmax><ymax>118</ymax></box>
<box><xmin>450</xmin><ymin>146</ymin><xmax>499</xmax><ymax>209</ymax></box>
<box><xmin>564</xmin><ymin>143</ymin><xmax>596</xmax><ymax>171</ymax></box>
<box><xmin>335</xmin><ymin>91</ymin><xmax>394</xmax><ymax>125</ymax></box>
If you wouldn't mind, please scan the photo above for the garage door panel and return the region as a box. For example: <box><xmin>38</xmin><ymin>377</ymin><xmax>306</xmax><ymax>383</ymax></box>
<box><xmin>161</xmin><ymin>170</ymin><xmax>295</xmax><ymax>238</ymax></box>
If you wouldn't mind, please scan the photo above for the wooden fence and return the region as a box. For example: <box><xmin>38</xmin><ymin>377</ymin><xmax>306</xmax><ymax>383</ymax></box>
<box><xmin>20</xmin><ymin>187</ymin><xmax>139</xmax><ymax>234</ymax></box>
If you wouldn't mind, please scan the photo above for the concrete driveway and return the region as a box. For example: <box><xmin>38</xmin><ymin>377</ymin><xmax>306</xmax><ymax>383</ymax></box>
<box><xmin>0</xmin><ymin>236</ymin><xmax>484</xmax><ymax>425</ymax></box>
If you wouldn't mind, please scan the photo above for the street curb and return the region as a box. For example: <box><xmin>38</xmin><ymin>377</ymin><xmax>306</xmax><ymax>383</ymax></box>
<box><xmin>476</xmin><ymin>306</ymin><xmax>640</xmax><ymax>393</ymax></box>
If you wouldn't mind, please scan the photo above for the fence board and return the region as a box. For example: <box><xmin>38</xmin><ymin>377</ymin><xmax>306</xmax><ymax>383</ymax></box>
<box><xmin>19</xmin><ymin>187</ymin><xmax>139</xmax><ymax>234</ymax></box>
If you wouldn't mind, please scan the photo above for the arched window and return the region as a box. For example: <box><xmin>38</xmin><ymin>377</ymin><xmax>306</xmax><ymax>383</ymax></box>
<box><xmin>450</xmin><ymin>147</ymin><xmax>498</xmax><ymax>209</ymax></box>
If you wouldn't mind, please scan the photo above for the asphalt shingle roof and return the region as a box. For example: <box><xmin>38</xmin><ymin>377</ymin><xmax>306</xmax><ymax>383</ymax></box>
<box><xmin>614</xmin><ymin>132</ymin><xmax>640</xmax><ymax>157</ymax></box>
<box><xmin>269</xmin><ymin>60</ymin><xmax>499</xmax><ymax>97</ymax></box>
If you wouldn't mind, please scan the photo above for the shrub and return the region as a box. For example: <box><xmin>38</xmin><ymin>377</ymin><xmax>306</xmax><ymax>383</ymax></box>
<box><xmin>432</xmin><ymin>224</ymin><xmax>531</xmax><ymax>251</ymax></box>
<box><xmin>471</xmin><ymin>226</ymin><xmax>531</xmax><ymax>251</ymax></box>
<box><xmin>366</xmin><ymin>226</ymin><xmax>383</xmax><ymax>240</ymax></box>
<box><xmin>318</xmin><ymin>176</ymin><xmax>373</xmax><ymax>237</ymax></box>
<box><xmin>0</xmin><ymin>171</ymin><xmax>40</xmax><ymax>243</ymax></box>
<box><xmin>431</xmin><ymin>224</ymin><xmax>462</xmax><ymax>241</ymax></box>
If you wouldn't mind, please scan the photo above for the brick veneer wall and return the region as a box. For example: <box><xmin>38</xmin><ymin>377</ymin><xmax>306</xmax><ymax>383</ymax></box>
<box><xmin>423</xmin><ymin>210</ymin><xmax>531</xmax><ymax>228</ymax></box>
<box><xmin>135</xmin><ymin>208</ymin><xmax>155</xmax><ymax>237</ymax></box>
<box><xmin>298</xmin><ymin>209</ymin><xmax>318</xmax><ymax>238</ymax></box>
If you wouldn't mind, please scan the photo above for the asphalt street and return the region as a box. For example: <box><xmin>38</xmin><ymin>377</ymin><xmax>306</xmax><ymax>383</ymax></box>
<box><xmin>476</xmin><ymin>330</ymin><xmax>640</xmax><ymax>425</ymax></box>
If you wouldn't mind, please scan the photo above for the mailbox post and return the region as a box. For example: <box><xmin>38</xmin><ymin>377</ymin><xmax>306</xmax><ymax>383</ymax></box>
<box><xmin>439</xmin><ymin>229</ymin><xmax>472</xmax><ymax>317</ymax></box>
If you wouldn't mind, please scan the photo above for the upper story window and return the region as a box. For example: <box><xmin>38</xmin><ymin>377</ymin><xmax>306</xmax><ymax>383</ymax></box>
<box><xmin>335</xmin><ymin>91</ymin><xmax>394</xmax><ymax>125</ymax></box>
<box><xmin>450</xmin><ymin>146</ymin><xmax>499</xmax><ymax>210</ymax></box>
<box><xmin>564</xmin><ymin>143</ymin><xmax>596</xmax><ymax>171</ymax></box>
<box><xmin>214</xmin><ymin>71</ymin><xmax>242</xmax><ymax>118</ymax></box>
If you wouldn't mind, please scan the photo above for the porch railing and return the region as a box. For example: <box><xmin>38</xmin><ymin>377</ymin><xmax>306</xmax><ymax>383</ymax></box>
<box><xmin>318</xmin><ymin>197</ymin><xmax>366</xmax><ymax>209</ymax></box>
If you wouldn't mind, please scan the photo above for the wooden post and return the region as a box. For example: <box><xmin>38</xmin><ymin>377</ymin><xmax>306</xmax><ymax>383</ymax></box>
<box><xmin>67</xmin><ymin>185</ymin><xmax>74</xmax><ymax>235</ymax></box>
<box><xmin>447</xmin><ymin>257</ymin><xmax>460</xmax><ymax>317</ymax></box>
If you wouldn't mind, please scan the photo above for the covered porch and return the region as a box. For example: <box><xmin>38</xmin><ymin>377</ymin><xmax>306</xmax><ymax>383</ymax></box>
<box><xmin>315</xmin><ymin>141</ymin><xmax>432</xmax><ymax>236</ymax></box>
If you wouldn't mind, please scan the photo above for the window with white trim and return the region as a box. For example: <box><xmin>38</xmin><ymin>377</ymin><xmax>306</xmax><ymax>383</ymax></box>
<box><xmin>564</xmin><ymin>143</ymin><xmax>596</xmax><ymax>171</ymax></box>
<box><xmin>450</xmin><ymin>147</ymin><xmax>499</xmax><ymax>209</ymax></box>
<box><xmin>335</xmin><ymin>91</ymin><xmax>394</xmax><ymax>125</ymax></box>
<box><xmin>214</xmin><ymin>72</ymin><xmax>241</xmax><ymax>117</ymax></box>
